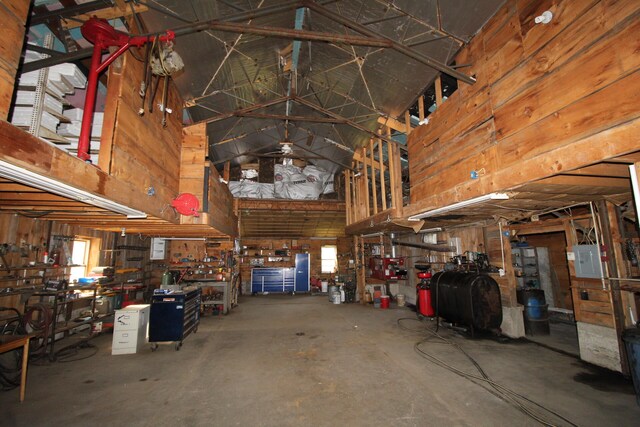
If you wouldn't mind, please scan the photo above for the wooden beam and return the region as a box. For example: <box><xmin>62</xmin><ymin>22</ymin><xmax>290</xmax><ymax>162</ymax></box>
<box><xmin>539</xmin><ymin>175</ymin><xmax>631</xmax><ymax>189</ymax></box>
<box><xmin>564</xmin><ymin>163</ymin><xmax>631</xmax><ymax>178</ymax></box>
<box><xmin>378</xmin><ymin>115</ymin><xmax>414</xmax><ymax>134</ymax></box>
<box><xmin>238</xmin><ymin>199</ymin><xmax>345</xmax><ymax>211</ymax></box>
<box><xmin>60</xmin><ymin>3</ymin><xmax>148</xmax><ymax>29</ymax></box>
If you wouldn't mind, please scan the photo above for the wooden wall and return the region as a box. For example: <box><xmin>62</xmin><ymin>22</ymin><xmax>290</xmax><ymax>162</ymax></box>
<box><xmin>181</xmin><ymin>124</ymin><xmax>237</xmax><ymax>236</ymax></box>
<box><xmin>237</xmin><ymin>238</ymin><xmax>351</xmax><ymax>288</ymax></box>
<box><xmin>407</xmin><ymin>0</ymin><xmax>640</xmax><ymax>215</ymax></box>
<box><xmin>0</xmin><ymin>1</ymin><xmax>29</xmax><ymax>120</ymax></box>
<box><xmin>99</xmin><ymin>51</ymin><xmax>183</xmax><ymax>210</ymax></box>
<box><xmin>0</xmin><ymin>211</ymin><xmax>120</xmax><ymax>311</ymax></box>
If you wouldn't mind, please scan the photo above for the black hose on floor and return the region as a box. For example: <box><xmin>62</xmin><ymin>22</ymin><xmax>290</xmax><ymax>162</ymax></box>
<box><xmin>397</xmin><ymin>317</ymin><xmax>578</xmax><ymax>427</ymax></box>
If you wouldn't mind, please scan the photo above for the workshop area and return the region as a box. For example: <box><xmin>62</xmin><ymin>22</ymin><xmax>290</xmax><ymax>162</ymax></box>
<box><xmin>2</xmin><ymin>295</ymin><xmax>639</xmax><ymax>426</ymax></box>
<box><xmin>1</xmin><ymin>0</ymin><xmax>640</xmax><ymax>425</ymax></box>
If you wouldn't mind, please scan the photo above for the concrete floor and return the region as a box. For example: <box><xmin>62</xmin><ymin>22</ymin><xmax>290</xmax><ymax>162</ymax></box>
<box><xmin>525</xmin><ymin>321</ymin><xmax>580</xmax><ymax>357</ymax></box>
<box><xmin>2</xmin><ymin>294</ymin><xmax>639</xmax><ymax>426</ymax></box>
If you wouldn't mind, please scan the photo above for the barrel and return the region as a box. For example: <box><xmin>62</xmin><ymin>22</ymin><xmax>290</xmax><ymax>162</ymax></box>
<box><xmin>516</xmin><ymin>288</ymin><xmax>550</xmax><ymax>335</ymax></box>
<box><xmin>430</xmin><ymin>272</ymin><xmax>503</xmax><ymax>332</ymax></box>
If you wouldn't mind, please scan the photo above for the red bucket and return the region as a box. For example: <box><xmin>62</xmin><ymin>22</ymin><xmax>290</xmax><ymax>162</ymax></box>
<box><xmin>380</xmin><ymin>295</ymin><xmax>390</xmax><ymax>309</ymax></box>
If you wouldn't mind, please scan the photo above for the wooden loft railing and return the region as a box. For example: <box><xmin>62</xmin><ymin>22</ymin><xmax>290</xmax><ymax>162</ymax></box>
<box><xmin>345</xmin><ymin>127</ymin><xmax>403</xmax><ymax>227</ymax></box>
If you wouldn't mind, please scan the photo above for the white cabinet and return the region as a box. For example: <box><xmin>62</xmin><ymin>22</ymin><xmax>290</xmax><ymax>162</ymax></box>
<box><xmin>112</xmin><ymin>304</ymin><xmax>150</xmax><ymax>355</ymax></box>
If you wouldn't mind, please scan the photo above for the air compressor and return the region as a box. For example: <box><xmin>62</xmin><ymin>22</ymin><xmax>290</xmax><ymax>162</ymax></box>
<box><xmin>416</xmin><ymin>264</ymin><xmax>435</xmax><ymax>317</ymax></box>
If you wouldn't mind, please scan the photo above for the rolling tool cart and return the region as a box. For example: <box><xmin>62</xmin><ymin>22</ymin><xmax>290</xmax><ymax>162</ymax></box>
<box><xmin>149</xmin><ymin>287</ymin><xmax>201</xmax><ymax>351</ymax></box>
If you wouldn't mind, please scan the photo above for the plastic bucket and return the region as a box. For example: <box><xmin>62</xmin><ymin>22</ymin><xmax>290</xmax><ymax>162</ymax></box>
<box><xmin>622</xmin><ymin>328</ymin><xmax>640</xmax><ymax>406</ymax></box>
<box><xmin>396</xmin><ymin>294</ymin><xmax>406</xmax><ymax>307</ymax></box>
<box><xmin>373</xmin><ymin>298</ymin><xmax>381</xmax><ymax>309</ymax></box>
<box><xmin>380</xmin><ymin>295</ymin><xmax>390</xmax><ymax>309</ymax></box>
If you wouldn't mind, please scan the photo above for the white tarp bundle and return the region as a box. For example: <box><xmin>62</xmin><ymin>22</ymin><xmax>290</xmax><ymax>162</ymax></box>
<box><xmin>228</xmin><ymin>163</ymin><xmax>334</xmax><ymax>200</ymax></box>
<box><xmin>228</xmin><ymin>181</ymin><xmax>275</xmax><ymax>198</ymax></box>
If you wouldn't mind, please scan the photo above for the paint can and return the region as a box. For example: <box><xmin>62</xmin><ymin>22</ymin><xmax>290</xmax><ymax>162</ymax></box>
<box><xmin>332</xmin><ymin>291</ymin><xmax>341</xmax><ymax>304</ymax></box>
<box><xmin>396</xmin><ymin>294</ymin><xmax>406</xmax><ymax>307</ymax></box>
<box><xmin>373</xmin><ymin>298</ymin><xmax>381</xmax><ymax>309</ymax></box>
<box><xmin>380</xmin><ymin>295</ymin><xmax>390</xmax><ymax>309</ymax></box>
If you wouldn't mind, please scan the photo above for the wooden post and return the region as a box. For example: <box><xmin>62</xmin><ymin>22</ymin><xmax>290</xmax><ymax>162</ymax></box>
<box><xmin>344</xmin><ymin>170</ymin><xmax>352</xmax><ymax>225</ymax></box>
<box><xmin>418</xmin><ymin>95</ymin><xmax>425</xmax><ymax>122</ymax></box>
<box><xmin>378</xmin><ymin>131</ymin><xmax>387</xmax><ymax>211</ymax></box>
<box><xmin>602</xmin><ymin>201</ymin><xmax>632</xmax><ymax>375</ymax></box>
<box><xmin>404</xmin><ymin>110</ymin><xmax>412</xmax><ymax>135</ymax></box>
<box><xmin>386</xmin><ymin>128</ymin><xmax>397</xmax><ymax>209</ymax></box>
<box><xmin>369</xmin><ymin>139</ymin><xmax>378</xmax><ymax>215</ymax></box>
<box><xmin>223</xmin><ymin>161</ymin><xmax>231</xmax><ymax>182</ymax></box>
<box><xmin>435</xmin><ymin>75</ymin><xmax>443</xmax><ymax>107</ymax></box>
<box><xmin>355</xmin><ymin>235</ymin><xmax>366</xmax><ymax>304</ymax></box>
<box><xmin>362</xmin><ymin>147</ymin><xmax>370</xmax><ymax>218</ymax></box>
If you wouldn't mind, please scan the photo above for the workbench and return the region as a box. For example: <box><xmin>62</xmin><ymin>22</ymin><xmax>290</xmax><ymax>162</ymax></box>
<box><xmin>184</xmin><ymin>279</ymin><xmax>231</xmax><ymax>314</ymax></box>
<box><xmin>0</xmin><ymin>335</ymin><xmax>30</xmax><ymax>402</ymax></box>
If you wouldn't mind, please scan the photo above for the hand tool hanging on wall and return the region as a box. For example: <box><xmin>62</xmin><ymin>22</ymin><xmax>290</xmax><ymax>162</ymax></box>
<box><xmin>78</xmin><ymin>18</ymin><xmax>179</xmax><ymax>162</ymax></box>
<box><xmin>138</xmin><ymin>42</ymin><xmax>152</xmax><ymax>115</ymax></box>
<box><xmin>138</xmin><ymin>37</ymin><xmax>183</xmax><ymax>126</ymax></box>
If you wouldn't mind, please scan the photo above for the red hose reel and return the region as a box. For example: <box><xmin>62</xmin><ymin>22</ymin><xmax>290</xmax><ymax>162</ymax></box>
<box><xmin>171</xmin><ymin>193</ymin><xmax>200</xmax><ymax>217</ymax></box>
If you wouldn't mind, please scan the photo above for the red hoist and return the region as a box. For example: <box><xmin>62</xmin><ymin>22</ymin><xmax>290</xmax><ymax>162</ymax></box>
<box><xmin>416</xmin><ymin>264</ymin><xmax>435</xmax><ymax>317</ymax></box>
<box><xmin>77</xmin><ymin>18</ymin><xmax>176</xmax><ymax>162</ymax></box>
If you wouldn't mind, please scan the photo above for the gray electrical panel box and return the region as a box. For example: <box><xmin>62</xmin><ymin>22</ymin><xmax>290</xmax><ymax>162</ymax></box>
<box><xmin>572</xmin><ymin>245</ymin><xmax>603</xmax><ymax>279</ymax></box>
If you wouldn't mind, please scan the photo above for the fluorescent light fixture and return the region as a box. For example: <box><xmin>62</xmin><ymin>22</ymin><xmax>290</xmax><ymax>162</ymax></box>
<box><xmin>0</xmin><ymin>160</ymin><xmax>147</xmax><ymax>219</ymax></box>
<box><xmin>418</xmin><ymin>227</ymin><xmax>443</xmax><ymax>234</ymax></box>
<box><xmin>161</xmin><ymin>237</ymin><xmax>206</xmax><ymax>241</ymax></box>
<box><xmin>408</xmin><ymin>193</ymin><xmax>510</xmax><ymax>221</ymax></box>
<box><xmin>361</xmin><ymin>231</ymin><xmax>384</xmax><ymax>238</ymax></box>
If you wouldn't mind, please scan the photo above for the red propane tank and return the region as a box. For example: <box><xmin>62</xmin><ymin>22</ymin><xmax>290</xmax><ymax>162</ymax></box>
<box><xmin>418</xmin><ymin>285</ymin><xmax>435</xmax><ymax>317</ymax></box>
<box><xmin>417</xmin><ymin>271</ymin><xmax>435</xmax><ymax>317</ymax></box>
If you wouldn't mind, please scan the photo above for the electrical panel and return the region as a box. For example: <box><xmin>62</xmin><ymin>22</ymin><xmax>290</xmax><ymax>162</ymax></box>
<box><xmin>573</xmin><ymin>245</ymin><xmax>603</xmax><ymax>279</ymax></box>
<box><xmin>150</xmin><ymin>238</ymin><xmax>167</xmax><ymax>260</ymax></box>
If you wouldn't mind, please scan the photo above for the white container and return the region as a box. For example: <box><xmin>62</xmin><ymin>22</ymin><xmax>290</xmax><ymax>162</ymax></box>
<box><xmin>331</xmin><ymin>291</ymin><xmax>341</xmax><ymax>304</ymax></box>
<box><xmin>112</xmin><ymin>304</ymin><xmax>150</xmax><ymax>355</ymax></box>
<box><xmin>321</xmin><ymin>281</ymin><xmax>328</xmax><ymax>293</ymax></box>
<box><xmin>340</xmin><ymin>288</ymin><xmax>345</xmax><ymax>303</ymax></box>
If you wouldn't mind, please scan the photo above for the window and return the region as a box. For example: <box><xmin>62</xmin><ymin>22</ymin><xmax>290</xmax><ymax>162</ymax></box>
<box><xmin>321</xmin><ymin>245</ymin><xmax>337</xmax><ymax>274</ymax></box>
<box><xmin>69</xmin><ymin>239</ymin><xmax>90</xmax><ymax>283</ymax></box>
